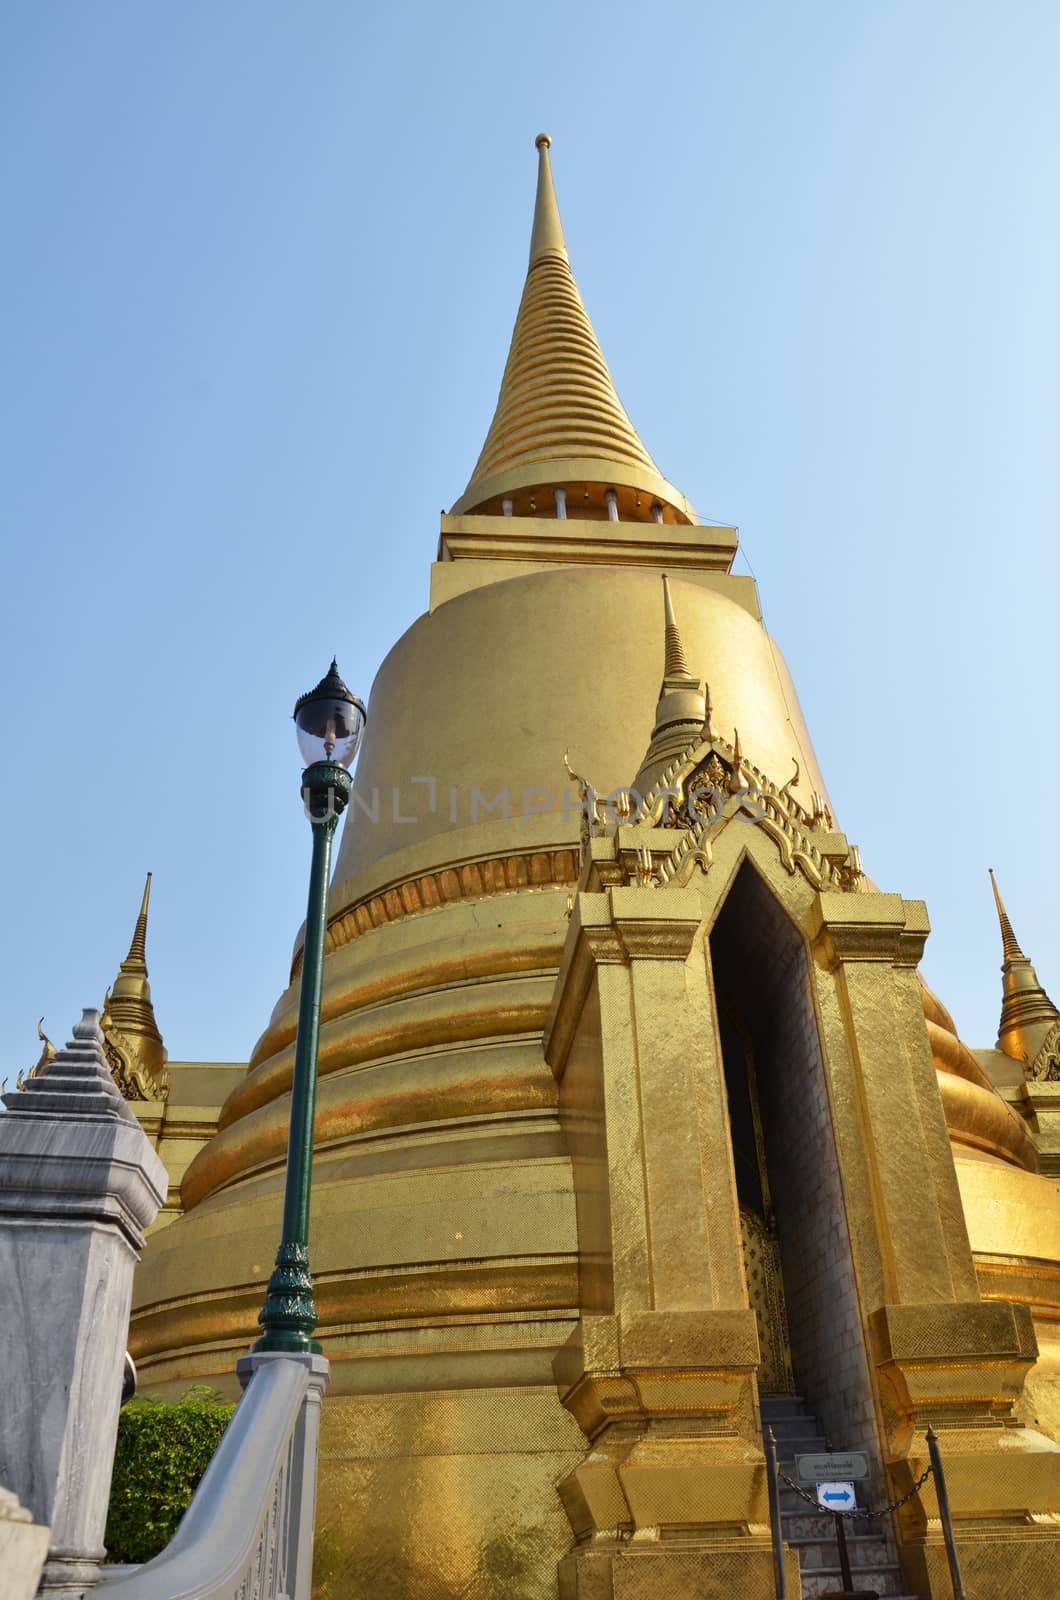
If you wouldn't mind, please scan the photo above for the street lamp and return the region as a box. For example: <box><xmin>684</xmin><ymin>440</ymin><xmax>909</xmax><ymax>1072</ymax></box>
<box><xmin>254</xmin><ymin>659</ymin><xmax>367</xmax><ymax>1353</ymax></box>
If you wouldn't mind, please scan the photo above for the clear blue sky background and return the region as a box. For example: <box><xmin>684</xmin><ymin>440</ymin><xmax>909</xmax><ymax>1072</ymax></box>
<box><xmin>1</xmin><ymin>2</ymin><xmax>1057</xmax><ymax>1073</ymax></box>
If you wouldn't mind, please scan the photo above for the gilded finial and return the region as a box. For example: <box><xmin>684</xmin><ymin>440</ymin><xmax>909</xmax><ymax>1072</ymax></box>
<box><xmin>989</xmin><ymin>868</ymin><xmax>1026</xmax><ymax>964</ymax></box>
<box><xmin>124</xmin><ymin>871</ymin><xmax>152</xmax><ymax>970</ymax></box>
<box><xmin>529</xmin><ymin>132</ymin><xmax>566</xmax><ymax>264</ymax></box>
<box><xmin>988</xmin><ymin>868</ymin><xmax>1060</xmax><ymax>1070</ymax></box>
<box><xmin>700</xmin><ymin>680</ymin><xmax>719</xmax><ymax>743</ymax></box>
<box><xmin>35</xmin><ymin>1018</ymin><xmax>56</xmax><ymax>1069</ymax></box>
<box><xmin>563</xmin><ymin>747</ymin><xmax>601</xmax><ymax>857</ymax></box>
<box><xmin>563</xmin><ymin>746</ymin><xmax>598</xmax><ymax>803</ymax></box>
<box><xmin>17</xmin><ymin>1018</ymin><xmax>55</xmax><ymax>1092</ymax></box>
<box><xmin>779</xmin><ymin>757</ymin><xmax>800</xmax><ymax>805</ymax></box>
<box><xmin>728</xmin><ymin>729</ymin><xmax>745</xmax><ymax>794</ymax></box>
<box><xmin>661</xmin><ymin>576</ymin><xmax>691</xmax><ymax>679</ymax></box>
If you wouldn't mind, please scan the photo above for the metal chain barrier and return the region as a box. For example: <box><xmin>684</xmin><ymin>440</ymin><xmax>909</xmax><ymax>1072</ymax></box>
<box><xmin>776</xmin><ymin>1460</ymin><xmax>934</xmax><ymax>1521</ymax></box>
<box><xmin>764</xmin><ymin>1424</ymin><xmax>967</xmax><ymax>1600</ymax></box>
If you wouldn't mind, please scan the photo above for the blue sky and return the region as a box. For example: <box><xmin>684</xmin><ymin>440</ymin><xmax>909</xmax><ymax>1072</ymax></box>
<box><xmin>1</xmin><ymin>2</ymin><xmax>1057</xmax><ymax>1072</ymax></box>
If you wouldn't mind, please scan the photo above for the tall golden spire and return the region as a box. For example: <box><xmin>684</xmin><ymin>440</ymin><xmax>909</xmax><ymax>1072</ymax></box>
<box><xmin>989</xmin><ymin>868</ymin><xmax>1059</xmax><ymax>1067</ymax></box>
<box><xmin>102</xmin><ymin>872</ymin><xmax>169</xmax><ymax>1100</ymax></box>
<box><xmin>451</xmin><ymin>136</ymin><xmax>697</xmax><ymax>525</ymax></box>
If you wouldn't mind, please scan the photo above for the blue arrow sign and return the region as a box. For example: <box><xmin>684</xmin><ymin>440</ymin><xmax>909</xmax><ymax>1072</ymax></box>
<box><xmin>816</xmin><ymin>1481</ymin><xmax>857</xmax><ymax>1512</ymax></box>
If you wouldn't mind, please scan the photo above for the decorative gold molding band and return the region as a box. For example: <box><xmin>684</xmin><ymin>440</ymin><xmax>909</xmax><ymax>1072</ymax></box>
<box><xmin>974</xmin><ymin>1257</ymin><xmax>1060</xmax><ymax>1321</ymax></box>
<box><xmin>292</xmin><ymin>847</ymin><xmax>580</xmax><ymax>978</ymax></box>
<box><xmin>185</xmin><ymin>1037</ymin><xmax>558</xmax><ymax>1209</ymax></box>
<box><xmin>130</xmin><ymin>1255</ymin><xmax>580</xmax><ymax>1366</ymax></box>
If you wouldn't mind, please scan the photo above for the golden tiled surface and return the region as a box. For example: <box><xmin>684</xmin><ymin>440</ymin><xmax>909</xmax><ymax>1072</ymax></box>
<box><xmin>312</xmin><ymin>1388</ymin><xmax>585</xmax><ymax>1600</ymax></box>
<box><xmin>559</xmin><ymin>1545</ymin><xmax>800</xmax><ymax>1600</ymax></box>
<box><xmin>902</xmin><ymin>1531</ymin><xmax>1060</xmax><ymax>1599</ymax></box>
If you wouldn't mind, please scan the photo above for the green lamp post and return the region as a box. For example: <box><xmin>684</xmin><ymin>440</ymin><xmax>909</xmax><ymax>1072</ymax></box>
<box><xmin>254</xmin><ymin>659</ymin><xmax>367</xmax><ymax>1354</ymax></box>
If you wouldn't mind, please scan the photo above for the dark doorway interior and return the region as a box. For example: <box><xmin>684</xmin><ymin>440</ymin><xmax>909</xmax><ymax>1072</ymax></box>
<box><xmin>708</xmin><ymin>860</ymin><xmax>881</xmax><ymax>1472</ymax></box>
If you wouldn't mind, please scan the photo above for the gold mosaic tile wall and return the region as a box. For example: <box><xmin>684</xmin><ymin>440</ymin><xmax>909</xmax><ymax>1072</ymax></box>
<box><xmin>312</xmin><ymin>1388</ymin><xmax>586</xmax><ymax>1600</ymax></box>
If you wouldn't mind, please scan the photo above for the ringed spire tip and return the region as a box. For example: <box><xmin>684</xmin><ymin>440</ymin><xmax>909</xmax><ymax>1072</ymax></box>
<box><xmin>661</xmin><ymin>574</ymin><xmax>690</xmax><ymax>680</ymax></box>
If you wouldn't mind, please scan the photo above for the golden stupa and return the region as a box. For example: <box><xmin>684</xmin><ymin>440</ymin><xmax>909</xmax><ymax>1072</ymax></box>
<box><xmin>113</xmin><ymin>137</ymin><xmax>1060</xmax><ymax>1598</ymax></box>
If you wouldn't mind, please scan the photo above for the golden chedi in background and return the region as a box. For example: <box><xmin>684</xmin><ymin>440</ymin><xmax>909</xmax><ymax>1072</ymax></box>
<box><xmin>115</xmin><ymin>138</ymin><xmax>1060</xmax><ymax>1599</ymax></box>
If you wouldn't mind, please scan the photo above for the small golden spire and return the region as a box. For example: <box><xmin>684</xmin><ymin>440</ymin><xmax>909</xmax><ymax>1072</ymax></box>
<box><xmin>125</xmin><ymin>871</ymin><xmax>152</xmax><ymax>970</ymax></box>
<box><xmin>988</xmin><ymin>868</ymin><xmax>1059</xmax><ymax>1068</ymax></box>
<box><xmin>632</xmin><ymin>578</ymin><xmax>705</xmax><ymax>796</ymax></box>
<box><xmin>700</xmin><ymin>681</ymin><xmax>719</xmax><ymax>743</ymax></box>
<box><xmin>728</xmin><ymin>729</ymin><xmax>745</xmax><ymax>794</ymax></box>
<box><xmin>451</xmin><ymin>136</ymin><xmax>696</xmax><ymax>524</ymax></box>
<box><xmin>662</xmin><ymin>575</ymin><xmax>690</xmax><ymax>679</ymax></box>
<box><xmin>102</xmin><ymin>873</ymin><xmax>168</xmax><ymax>1100</ymax></box>
<box><xmin>529</xmin><ymin>134</ymin><xmax>568</xmax><ymax>264</ymax></box>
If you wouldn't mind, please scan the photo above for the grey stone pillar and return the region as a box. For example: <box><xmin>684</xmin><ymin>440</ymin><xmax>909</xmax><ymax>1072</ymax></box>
<box><xmin>0</xmin><ymin>1009</ymin><xmax>167</xmax><ymax>1598</ymax></box>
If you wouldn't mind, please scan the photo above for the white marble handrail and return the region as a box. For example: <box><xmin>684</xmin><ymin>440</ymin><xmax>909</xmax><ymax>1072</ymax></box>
<box><xmin>94</xmin><ymin>1352</ymin><xmax>328</xmax><ymax>1600</ymax></box>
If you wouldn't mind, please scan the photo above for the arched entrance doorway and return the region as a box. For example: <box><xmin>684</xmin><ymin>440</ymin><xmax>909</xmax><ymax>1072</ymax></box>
<box><xmin>708</xmin><ymin>858</ymin><xmax>881</xmax><ymax>1468</ymax></box>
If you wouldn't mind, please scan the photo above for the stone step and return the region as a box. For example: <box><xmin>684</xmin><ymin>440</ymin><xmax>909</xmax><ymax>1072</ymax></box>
<box><xmin>792</xmin><ymin>1535</ymin><xmax>902</xmax><ymax>1573</ymax></box>
<box><xmin>760</xmin><ymin>1396</ymin><xmax>913</xmax><ymax>1598</ymax></box>
<box><xmin>796</xmin><ymin>1565</ymin><xmax>911</xmax><ymax>1598</ymax></box>
<box><xmin>784</xmin><ymin>1513</ymin><xmax>878</xmax><ymax>1540</ymax></box>
<box><xmin>761</xmin><ymin>1395</ymin><xmax>816</xmax><ymax>1420</ymax></box>
<box><xmin>768</xmin><ymin>1416</ymin><xmax>828</xmax><ymax>1444</ymax></box>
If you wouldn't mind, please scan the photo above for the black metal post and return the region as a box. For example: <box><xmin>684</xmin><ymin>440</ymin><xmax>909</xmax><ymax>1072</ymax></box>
<box><xmin>764</xmin><ymin>1426</ymin><xmax>787</xmax><ymax>1599</ymax></box>
<box><xmin>255</xmin><ymin>761</ymin><xmax>350</xmax><ymax>1353</ymax></box>
<box><xmin>926</xmin><ymin>1426</ymin><xmax>967</xmax><ymax>1600</ymax></box>
<box><xmin>834</xmin><ymin>1511</ymin><xmax>855</xmax><ymax>1592</ymax></box>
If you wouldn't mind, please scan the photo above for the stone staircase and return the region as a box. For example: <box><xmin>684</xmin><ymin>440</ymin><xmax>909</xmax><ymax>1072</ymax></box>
<box><xmin>761</xmin><ymin>1396</ymin><xmax>919</xmax><ymax>1599</ymax></box>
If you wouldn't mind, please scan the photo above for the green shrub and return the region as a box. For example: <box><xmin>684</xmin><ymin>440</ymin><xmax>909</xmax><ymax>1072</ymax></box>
<box><xmin>105</xmin><ymin>1386</ymin><xmax>236</xmax><ymax>1564</ymax></box>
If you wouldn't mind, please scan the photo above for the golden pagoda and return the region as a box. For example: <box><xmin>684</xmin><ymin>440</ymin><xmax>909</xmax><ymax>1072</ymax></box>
<box><xmin>125</xmin><ymin>138</ymin><xmax>1060</xmax><ymax>1598</ymax></box>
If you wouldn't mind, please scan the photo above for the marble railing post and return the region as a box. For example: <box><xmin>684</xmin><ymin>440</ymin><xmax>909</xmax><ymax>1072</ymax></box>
<box><xmin>235</xmin><ymin>1351</ymin><xmax>329</xmax><ymax>1600</ymax></box>
<box><xmin>0</xmin><ymin>1487</ymin><xmax>50</xmax><ymax>1600</ymax></box>
<box><xmin>0</xmin><ymin>1009</ymin><xmax>168</xmax><ymax>1598</ymax></box>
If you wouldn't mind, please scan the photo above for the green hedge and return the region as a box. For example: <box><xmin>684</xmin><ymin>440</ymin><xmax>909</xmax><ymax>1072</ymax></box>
<box><xmin>105</xmin><ymin>1387</ymin><xmax>236</xmax><ymax>1564</ymax></box>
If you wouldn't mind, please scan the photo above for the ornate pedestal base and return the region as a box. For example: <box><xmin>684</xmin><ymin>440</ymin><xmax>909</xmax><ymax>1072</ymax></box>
<box><xmin>554</xmin><ymin>1312</ymin><xmax>790</xmax><ymax>1596</ymax></box>
<box><xmin>558</xmin><ymin>1537</ymin><xmax>800</xmax><ymax>1600</ymax></box>
<box><xmin>874</xmin><ymin>1301</ymin><xmax>1060</xmax><ymax>1594</ymax></box>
